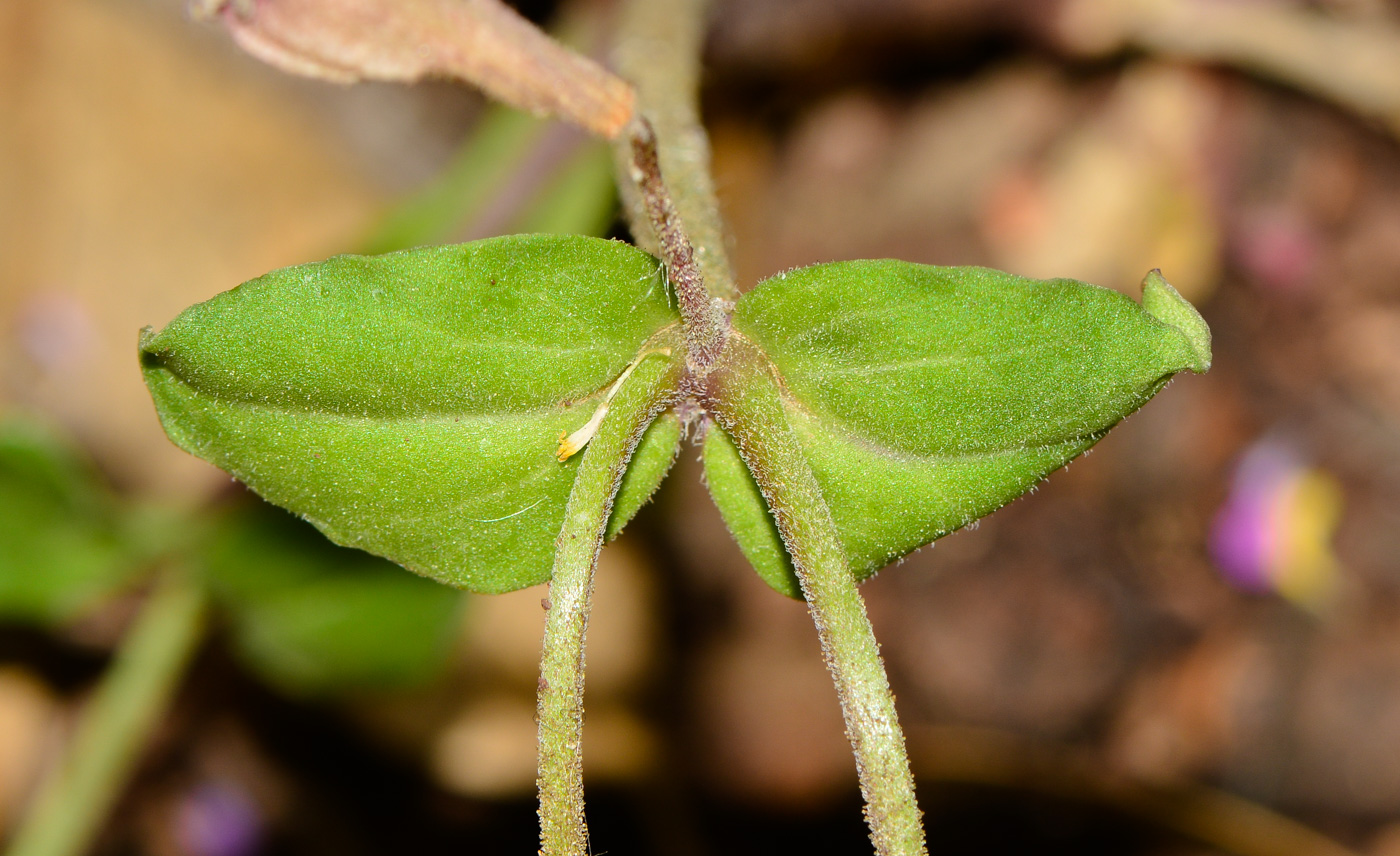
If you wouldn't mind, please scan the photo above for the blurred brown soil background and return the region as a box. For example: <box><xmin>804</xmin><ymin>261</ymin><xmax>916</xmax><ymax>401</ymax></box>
<box><xmin>5</xmin><ymin>0</ymin><xmax>1400</xmax><ymax>854</ymax></box>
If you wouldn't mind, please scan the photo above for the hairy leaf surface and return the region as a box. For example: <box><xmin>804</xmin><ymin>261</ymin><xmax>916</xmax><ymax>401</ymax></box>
<box><xmin>705</xmin><ymin>264</ymin><xmax>1210</xmax><ymax>597</ymax></box>
<box><xmin>142</xmin><ymin>235</ymin><xmax>681</xmax><ymax>593</ymax></box>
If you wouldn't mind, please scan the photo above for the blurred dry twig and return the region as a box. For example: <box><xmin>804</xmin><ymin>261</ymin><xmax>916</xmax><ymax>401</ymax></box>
<box><xmin>194</xmin><ymin>0</ymin><xmax>635</xmax><ymax>138</ymax></box>
<box><xmin>1059</xmin><ymin>0</ymin><xmax>1400</xmax><ymax>139</ymax></box>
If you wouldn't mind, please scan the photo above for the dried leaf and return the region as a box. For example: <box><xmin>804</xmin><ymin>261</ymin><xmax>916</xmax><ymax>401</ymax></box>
<box><xmin>198</xmin><ymin>0</ymin><xmax>635</xmax><ymax>138</ymax></box>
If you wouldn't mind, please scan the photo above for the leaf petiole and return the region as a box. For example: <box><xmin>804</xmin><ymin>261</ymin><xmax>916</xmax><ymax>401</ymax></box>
<box><xmin>708</xmin><ymin>338</ymin><xmax>929</xmax><ymax>856</ymax></box>
<box><xmin>538</xmin><ymin>351</ymin><xmax>681</xmax><ymax>856</ymax></box>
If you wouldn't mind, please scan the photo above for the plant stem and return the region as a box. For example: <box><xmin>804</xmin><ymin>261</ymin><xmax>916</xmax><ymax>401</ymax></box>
<box><xmin>613</xmin><ymin>3</ymin><xmax>924</xmax><ymax>851</ymax></box>
<box><xmin>511</xmin><ymin>142</ymin><xmax>618</xmax><ymax>238</ymax></box>
<box><xmin>611</xmin><ymin>0</ymin><xmax>738</xmax><ymax>303</ymax></box>
<box><xmin>627</xmin><ymin>121</ymin><xmax>728</xmax><ymax>372</ymax></box>
<box><xmin>7</xmin><ymin>572</ymin><xmax>206</xmax><ymax>856</ymax></box>
<box><xmin>361</xmin><ymin>106</ymin><xmax>544</xmax><ymax>255</ymax></box>
<box><xmin>537</xmin><ymin>352</ymin><xmax>681</xmax><ymax>856</ymax></box>
<box><xmin>708</xmin><ymin>337</ymin><xmax>929</xmax><ymax>856</ymax></box>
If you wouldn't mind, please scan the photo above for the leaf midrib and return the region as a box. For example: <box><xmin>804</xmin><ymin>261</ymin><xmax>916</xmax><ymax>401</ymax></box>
<box><xmin>725</xmin><ymin>329</ymin><xmax>1111</xmax><ymax>464</ymax></box>
<box><xmin>151</xmin><ymin>363</ymin><xmax>606</xmax><ymax>423</ymax></box>
<box><xmin>150</xmin><ymin>320</ymin><xmax>687</xmax><ymax>422</ymax></box>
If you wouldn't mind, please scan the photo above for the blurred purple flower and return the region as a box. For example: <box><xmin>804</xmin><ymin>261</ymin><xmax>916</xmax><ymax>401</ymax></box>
<box><xmin>1211</xmin><ymin>441</ymin><xmax>1296</xmax><ymax>590</ymax></box>
<box><xmin>176</xmin><ymin>781</ymin><xmax>263</xmax><ymax>856</ymax></box>
<box><xmin>1210</xmin><ymin>438</ymin><xmax>1343</xmax><ymax>609</ymax></box>
<box><xmin>1232</xmin><ymin>209</ymin><xmax>1318</xmax><ymax>294</ymax></box>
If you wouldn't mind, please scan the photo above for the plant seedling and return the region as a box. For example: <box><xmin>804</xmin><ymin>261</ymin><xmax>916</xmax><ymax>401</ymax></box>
<box><xmin>137</xmin><ymin>3</ymin><xmax>1212</xmax><ymax>854</ymax></box>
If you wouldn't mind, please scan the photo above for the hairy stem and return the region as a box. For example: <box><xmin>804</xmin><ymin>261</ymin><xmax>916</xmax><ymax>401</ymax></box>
<box><xmin>537</xmin><ymin>353</ymin><xmax>680</xmax><ymax>856</ymax></box>
<box><xmin>7</xmin><ymin>572</ymin><xmax>206</xmax><ymax>856</ymax></box>
<box><xmin>613</xmin><ymin>4</ymin><xmax>923</xmax><ymax>850</ymax></box>
<box><xmin>611</xmin><ymin>0</ymin><xmax>737</xmax><ymax>303</ymax></box>
<box><xmin>708</xmin><ymin>337</ymin><xmax>928</xmax><ymax>856</ymax></box>
<box><xmin>627</xmin><ymin>121</ymin><xmax>728</xmax><ymax>372</ymax></box>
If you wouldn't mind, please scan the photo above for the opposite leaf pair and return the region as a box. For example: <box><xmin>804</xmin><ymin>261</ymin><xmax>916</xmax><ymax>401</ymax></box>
<box><xmin>140</xmin><ymin>234</ymin><xmax>1210</xmax><ymax>596</ymax></box>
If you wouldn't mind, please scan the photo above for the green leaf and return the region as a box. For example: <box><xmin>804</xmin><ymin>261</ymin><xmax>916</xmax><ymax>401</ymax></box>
<box><xmin>608</xmin><ymin>411</ymin><xmax>681</xmax><ymax>541</ymax></box>
<box><xmin>0</xmin><ymin>419</ymin><xmax>144</xmax><ymax>623</ymax></box>
<box><xmin>142</xmin><ymin>234</ymin><xmax>682</xmax><ymax>594</ymax></box>
<box><xmin>705</xmin><ymin>263</ymin><xmax>1210</xmax><ymax>597</ymax></box>
<box><xmin>702</xmin><ymin>426</ymin><xmax>792</xmax><ymax>592</ymax></box>
<box><xmin>1141</xmin><ymin>269</ymin><xmax>1211</xmax><ymax>373</ymax></box>
<box><xmin>202</xmin><ymin>498</ymin><xmax>462</xmax><ymax>695</ymax></box>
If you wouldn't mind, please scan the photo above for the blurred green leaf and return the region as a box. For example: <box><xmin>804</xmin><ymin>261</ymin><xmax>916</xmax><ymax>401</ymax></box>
<box><xmin>203</xmin><ymin>498</ymin><xmax>463</xmax><ymax>695</ymax></box>
<box><xmin>705</xmin><ymin>265</ymin><xmax>1211</xmax><ymax>597</ymax></box>
<box><xmin>0</xmin><ymin>419</ymin><xmax>144</xmax><ymax>624</ymax></box>
<box><xmin>142</xmin><ymin>234</ymin><xmax>682</xmax><ymax>594</ymax></box>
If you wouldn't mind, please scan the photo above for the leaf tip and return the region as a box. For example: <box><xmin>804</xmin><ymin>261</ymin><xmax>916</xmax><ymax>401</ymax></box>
<box><xmin>1140</xmin><ymin>269</ymin><xmax>1212</xmax><ymax>374</ymax></box>
<box><xmin>137</xmin><ymin>325</ymin><xmax>168</xmax><ymax>370</ymax></box>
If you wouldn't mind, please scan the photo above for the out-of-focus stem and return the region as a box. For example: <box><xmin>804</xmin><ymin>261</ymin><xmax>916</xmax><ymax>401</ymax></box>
<box><xmin>361</xmin><ymin>107</ymin><xmax>543</xmax><ymax>254</ymax></box>
<box><xmin>510</xmin><ymin>142</ymin><xmax>618</xmax><ymax>238</ymax></box>
<box><xmin>6</xmin><ymin>573</ymin><xmax>205</xmax><ymax>856</ymax></box>
<box><xmin>361</xmin><ymin>5</ymin><xmax>620</xmax><ymax>254</ymax></box>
